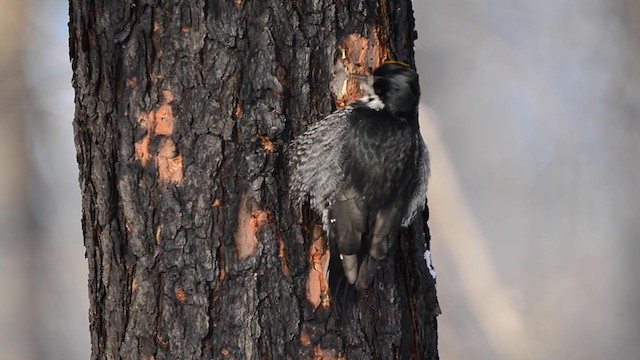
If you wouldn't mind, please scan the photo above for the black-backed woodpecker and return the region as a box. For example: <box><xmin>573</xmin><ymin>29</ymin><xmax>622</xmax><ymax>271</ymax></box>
<box><xmin>290</xmin><ymin>62</ymin><xmax>430</xmax><ymax>307</ymax></box>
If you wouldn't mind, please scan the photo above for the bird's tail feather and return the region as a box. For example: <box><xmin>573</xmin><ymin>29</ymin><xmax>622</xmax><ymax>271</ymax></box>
<box><xmin>328</xmin><ymin>248</ymin><xmax>357</xmax><ymax>318</ymax></box>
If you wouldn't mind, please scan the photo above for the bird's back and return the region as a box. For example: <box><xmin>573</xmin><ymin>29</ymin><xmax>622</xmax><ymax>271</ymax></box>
<box><xmin>343</xmin><ymin>105</ymin><xmax>418</xmax><ymax>214</ymax></box>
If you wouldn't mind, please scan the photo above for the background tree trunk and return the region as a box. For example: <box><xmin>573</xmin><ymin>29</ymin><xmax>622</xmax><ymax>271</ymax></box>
<box><xmin>69</xmin><ymin>0</ymin><xmax>438</xmax><ymax>359</ymax></box>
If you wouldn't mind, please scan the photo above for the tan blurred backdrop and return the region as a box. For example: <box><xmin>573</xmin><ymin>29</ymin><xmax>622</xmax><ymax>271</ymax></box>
<box><xmin>1</xmin><ymin>0</ymin><xmax>638</xmax><ymax>359</ymax></box>
<box><xmin>414</xmin><ymin>0</ymin><xmax>640</xmax><ymax>359</ymax></box>
<box><xmin>1</xmin><ymin>0</ymin><xmax>89</xmax><ymax>359</ymax></box>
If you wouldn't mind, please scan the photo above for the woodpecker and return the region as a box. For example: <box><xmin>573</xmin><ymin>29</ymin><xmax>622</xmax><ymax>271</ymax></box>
<box><xmin>290</xmin><ymin>62</ymin><xmax>429</xmax><ymax>305</ymax></box>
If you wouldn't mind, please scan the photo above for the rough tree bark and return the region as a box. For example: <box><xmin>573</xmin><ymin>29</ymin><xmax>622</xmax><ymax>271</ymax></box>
<box><xmin>69</xmin><ymin>0</ymin><xmax>438</xmax><ymax>359</ymax></box>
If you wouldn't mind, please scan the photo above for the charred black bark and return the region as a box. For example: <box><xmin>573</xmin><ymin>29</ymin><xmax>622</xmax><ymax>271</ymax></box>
<box><xmin>69</xmin><ymin>0</ymin><xmax>438</xmax><ymax>359</ymax></box>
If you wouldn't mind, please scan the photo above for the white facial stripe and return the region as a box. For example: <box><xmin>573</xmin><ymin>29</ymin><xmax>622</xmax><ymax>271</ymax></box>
<box><xmin>360</xmin><ymin>95</ymin><xmax>384</xmax><ymax>110</ymax></box>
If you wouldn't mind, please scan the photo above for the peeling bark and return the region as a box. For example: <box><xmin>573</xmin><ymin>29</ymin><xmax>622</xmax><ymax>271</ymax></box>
<box><xmin>69</xmin><ymin>0</ymin><xmax>438</xmax><ymax>359</ymax></box>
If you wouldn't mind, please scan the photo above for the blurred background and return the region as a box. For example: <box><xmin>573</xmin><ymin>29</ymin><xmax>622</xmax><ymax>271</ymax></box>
<box><xmin>0</xmin><ymin>0</ymin><xmax>638</xmax><ymax>359</ymax></box>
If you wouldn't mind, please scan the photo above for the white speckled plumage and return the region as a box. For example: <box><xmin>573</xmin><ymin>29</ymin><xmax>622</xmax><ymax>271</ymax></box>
<box><xmin>290</xmin><ymin>99</ymin><xmax>429</xmax><ymax>227</ymax></box>
<box><xmin>290</xmin><ymin>105</ymin><xmax>352</xmax><ymax>213</ymax></box>
<box><xmin>401</xmin><ymin>135</ymin><xmax>430</xmax><ymax>227</ymax></box>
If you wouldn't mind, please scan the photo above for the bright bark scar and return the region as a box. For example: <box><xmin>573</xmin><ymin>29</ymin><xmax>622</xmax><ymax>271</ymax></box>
<box><xmin>134</xmin><ymin>110</ymin><xmax>156</xmax><ymax>166</ymax></box>
<box><xmin>155</xmin><ymin>90</ymin><xmax>174</xmax><ymax>135</ymax></box>
<box><xmin>154</xmin><ymin>105</ymin><xmax>173</xmax><ymax>135</ymax></box>
<box><xmin>331</xmin><ymin>29</ymin><xmax>391</xmax><ymax>108</ymax></box>
<box><xmin>300</xmin><ymin>328</ymin><xmax>311</xmax><ymax>345</ymax></box>
<box><xmin>157</xmin><ymin>138</ymin><xmax>183</xmax><ymax>186</ymax></box>
<box><xmin>133</xmin><ymin>90</ymin><xmax>183</xmax><ymax>187</ymax></box>
<box><xmin>134</xmin><ymin>134</ymin><xmax>151</xmax><ymax>166</ymax></box>
<box><xmin>278</xmin><ymin>232</ymin><xmax>290</xmax><ymax>276</ymax></box>
<box><xmin>312</xmin><ymin>345</ymin><xmax>343</xmax><ymax>360</ymax></box>
<box><xmin>259</xmin><ymin>133</ymin><xmax>275</xmax><ymax>154</ymax></box>
<box><xmin>234</xmin><ymin>195</ymin><xmax>269</xmax><ymax>260</ymax></box>
<box><xmin>174</xmin><ymin>284</ymin><xmax>186</xmax><ymax>303</ymax></box>
<box><xmin>306</xmin><ymin>224</ymin><xmax>330</xmax><ymax>309</ymax></box>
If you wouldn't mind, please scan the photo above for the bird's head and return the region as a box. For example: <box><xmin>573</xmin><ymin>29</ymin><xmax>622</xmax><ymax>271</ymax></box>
<box><xmin>372</xmin><ymin>61</ymin><xmax>420</xmax><ymax>119</ymax></box>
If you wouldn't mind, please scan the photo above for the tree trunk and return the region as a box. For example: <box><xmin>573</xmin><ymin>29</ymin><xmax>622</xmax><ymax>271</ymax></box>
<box><xmin>69</xmin><ymin>1</ymin><xmax>438</xmax><ymax>359</ymax></box>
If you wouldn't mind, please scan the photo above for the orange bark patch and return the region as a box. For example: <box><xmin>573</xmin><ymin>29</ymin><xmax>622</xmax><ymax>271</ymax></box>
<box><xmin>278</xmin><ymin>232</ymin><xmax>290</xmax><ymax>277</ymax></box>
<box><xmin>332</xmin><ymin>31</ymin><xmax>391</xmax><ymax>107</ymax></box>
<box><xmin>259</xmin><ymin>133</ymin><xmax>276</xmax><ymax>154</ymax></box>
<box><xmin>156</xmin><ymin>333</ymin><xmax>168</xmax><ymax>345</ymax></box>
<box><xmin>154</xmin><ymin>104</ymin><xmax>174</xmax><ymax>135</ymax></box>
<box><xmin>157</xmin><ymin>138</ymin><xmax>183</xmax><ymax>186</ymax></box>
<box><xmin>134</xmin><ymin>110</ymin><xmax>154</xmax><ymax>166</ymax></box>
<box><xmin>306</xmin><ymin>225</ymin><xmax>330</xmax><ymax>308</ymax></box>
<box><xmin>175</xmin><ymin>284</ymin><xmax>187</xmax><ymax>303</ymax></box>
<box><xmin>134</xmin><ymin>90</ymin><xmax>183</xmax><ymax>188</ymax></box>
<box><xmin>219</xmin><ymin>240</ymin><xmax>226</xmax><ymax>281</ymax></box>
<box><xmin>134</xmin><ymin>134</ymin><xmax>151</xmax><ymax>166</ymax></box>
<box><xmin>219</xmin><ymin>265</ymin><xmax>225</xmax><ymax>281</ymax></box>
<box><xmin>155</xmin><ymin>91</ymin><xmax>174</xmax><ymax>135</ymax></box>
<box><xmin>162</xmin><ymin>89</ymin><xmax>174</xmax><ymax>103</ymax></box>
<box><xmin>155</xmin><ymin>226</ymin><xmax>161</xmax><ymax>245</ymax></box>
<box><xmin>234</xmin><ymin>196</ymin><xmax>269</xmax><ymax>260</ymax></box>
<box><xmin>300</xmin><ymin>328</ymin><xmax>311</xmax><ymax>345</ymax></box>
<box><xmin>134</xmin><ymin>111</ymin><xmax>156</xmax><ymax>166</ymax></box>
<box><xmin>233</xmin><ymin>102</ymin><xmax>242</xmax><ymax>118</ymax></box>
<box><xmin>250</xmin><ymin>209</ymin><xmax>269</xmax><ymax>228</ymax></box>
<box><xmin>312</xmin><ymin>345</ymin><xmax>342</xmax><ymax>360</ymax></box>
<box><xmin>126</xmin><ymin>76</ymin><xmax>138</xmax><ymax>87</ymax></box>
